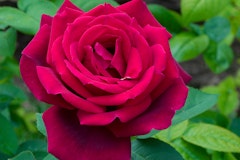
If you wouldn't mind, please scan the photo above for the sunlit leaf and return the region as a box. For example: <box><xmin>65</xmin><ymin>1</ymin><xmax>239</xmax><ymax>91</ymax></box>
<box><xmin>183</xmin><ymin>123</ymin><xmax>240</xmax><ymax>152</ymax></box>
<box><xmin>0</xmin><ymin>28</ymin><xmax>16</xmax><ymax>57</ymax></box>
<box><xmin>170</xmin><ymin>32</ymin><xmax>209</xmax><ymax>62</ymax></box>
<box><xmin>181</xmin><ymin>0</ymin><xmax>230</xmax><ymax>24</ymax></box>
<box><xmin>173</xmin><ymin>138</ymin><xmax>210</xmax><ymax>160</ymax></box>
<box><xmin>0</xmin><ymin>7</ymin><xmax>38</xmax><ymax>34</ymax></box>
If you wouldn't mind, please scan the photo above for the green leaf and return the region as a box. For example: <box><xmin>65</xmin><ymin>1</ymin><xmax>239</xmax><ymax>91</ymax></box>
<box><xmin>170</xmin><ymin>33</ymin><xmax>209</xmax><ymax>62</ymax></box>
<box><xmin>131</xmin><ymin>138</ymin><xmax>183</xmax><ymax>160</ymax></box>
<box><xmin>212</xmin><ymin>152</ymin><xmax>238</xmax><ymax>160</ymax></box>
<box><xmin>183</xmin><ymin>123</ymin><xmax>240</xmax><ymax>152</ymax></box>
<box><xmin>0</xmin><ymin>113</ymin><xmax>18</xmax><ymax>155</ymax></box>
<box><xmin>43</xmin><ymin>154</ymin><xmax>58</xmax><ymax>160</ymax></box>
<box><xmin>153</xmin><ymin>120</ymin><xmax>189</xmax><ymax>142</ymax></box>
<box><xmin>190</xmin><ymin>110</ymin><xmax>229</xmax><ymax>128</ymax></box>
<box><xmin>71</xmin><ymin>0</ymin><xmax>118</xmax><ymax>11</ymax></box>
<box><xmin>181</xmin><ymin>0</ymin><xmax>230</xmax><ymax>24</ymax></box>
<box><xmin>172</xmin><ymin>87</ymin><xmax>218</xmax><ymax>125</ymax></box>
<box><xmin>203</xmin><ymin>42</ymin><xmax>234</xmax><ymax>73</ymax></box>
<box><xmin>173</xmin><ymin>138</ymin><xmax>210</xmax><ymax>160</ymax></box>
<box><xmin>18</xmin><ymin>140</ymin><xmax>47</xmax><ymax>153</ymax></box>
<box><xmin>17</xmin><ymin>140</ymin><xmax>48</xmax><ymax>160</ymax></box>
<box><xmin>17</xmin><ymin>0</ymin><xmax>39</xmax><ymax>11</ymax></box>
<box><xmin>204</xmin><ymin>16</ymin><xmax>231</xmax><ymax>42</ymax></box>
<box><xmin>9</xmin><ymin>151</ymin><xmax>36</xmax><ymax>160</ymax></box>
<box><xmin>202</xmin><ymin>77</ymin><xmax>239</xmax><ymax>115</ymax></box>
<box><xmin>137</xmin><ymin>87</ymin><xmax>217</xmax><ymax>139</ymax></box>
<box><xmin>0</xmin><ymin>7</ymin><xmax>38</xmax><ymax>34</ymax></box>
<box><xmin>0</xmin><ymin>28</ymin><xmax>16</xmax><ymax>57</ymax></box>
<box><xmin>148</xmin><ymin>4</ymin><xmax>182</xmax><ymax>34</ymax></box>
<box><xmin>25</xmin><ymin>1</ymin><xmax>58</xmax><ymax>22</ymax></box>
<box><xmin>36</xmin><ymin>113</ymin><xmax>46</xmax><ymax>136</ymax></box>
<box><xmin>230</xmin><ymin>118</ymin><xmax>240</xmax><ymax>136</ymax></box>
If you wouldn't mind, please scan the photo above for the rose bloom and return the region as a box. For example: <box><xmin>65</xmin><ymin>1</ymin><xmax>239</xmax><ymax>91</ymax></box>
<box><xmin>20</xmin><ymin>0</ymin><xmax>191</xmax><ymax>159</ymax></box>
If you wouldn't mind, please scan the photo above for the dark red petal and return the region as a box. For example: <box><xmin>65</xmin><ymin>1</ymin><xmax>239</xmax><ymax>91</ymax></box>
<box><xmin>108</xmin><ymin>79</ymin><xmax>188</xmax><ymax>137</ymax></box>
<box><xmin>20</xmin><ymin>55</ymin><xmax>73</xmax><ymax>109</ymax></box>
<box><xmin>47</xmin><ymin>5</ymin><xmax>82</xmax><ymax>65</ymax></box>
<box><xmin>40</xmin><ymin>14</ymin><xmax>52</xmax><ymax>27</ymax></box>
<box><xmin>57</xmin><ymin>0</ymin><xmax>82</xmax><ymax>14</ymax></box>
<box><xmin>117</xmin><ymin>0</ymin><xmax>161</xmax><ymax>27</ymax></box>
<box><xmin>36</xmin><ymin>66</ymin><xmax>104</xmax><ymax>113</ymax></box>
<box><xmin>78</xmin><ymin>96</ymin><xmax>151</xmax><ymax>125</ymax></box>
<box><xmin>22</xmin><ymin>24</ymin><xmax>50</xmax><ymax>65</ymax></box>
<box><xmin>43</xmin><ymin>106</ymin><xmax>131</xmax><ymax>160</ymax></box>
<box><xmin>87</xmin><ymin>66</ymin><xmax>155</xmax><ymax>106</ymax></box>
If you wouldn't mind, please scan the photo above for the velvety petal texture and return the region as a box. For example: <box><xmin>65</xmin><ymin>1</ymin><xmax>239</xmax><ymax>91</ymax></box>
<box><xmin>20</xmin><ymin>0</ymin><xmax>191</xmax><ymax>159</ymax></box>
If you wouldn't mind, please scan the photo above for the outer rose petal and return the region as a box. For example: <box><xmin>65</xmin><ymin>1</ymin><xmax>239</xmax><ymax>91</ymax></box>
<box><xmin>117</xmin><ymin>0</ymin><xmax>161</xmax><ymax>27</ymax></box>
<box><xmin>43</xmin><ymin>106</ymin><xmax>131</xmax><ymax>160</ymax></box>
<box><xmin>108</xmin><ymin>79</ymin><xmax>188</xmax><ymax>137</ymax></box>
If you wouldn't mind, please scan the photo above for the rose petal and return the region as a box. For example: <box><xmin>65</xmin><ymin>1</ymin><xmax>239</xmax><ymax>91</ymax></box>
<box><xmin>22</xmin><ymin>24</ymin><xmax>50</xmax><ymax>65</ymax></box>
<box><xmin>78</xmin><ymin>96</ymin><xmax>151</xmax><ymax>125</ymax></box>
<box><xmin>117</xmin><ymin>0</ymin><xmax>161</xmax><ymax>27</ymax></box>
<box><xmin>20</xmin><ymin>56</ymin><xmax>73</xmax><ymax>109</ymax></box>
<box><xmin>124</xmin><ymin>47</ymin><xmax>142</xmax><ymax>79</ymax></box>
<box><xmin>47</xmin><ymin>4</ymin><xmax>83</xmax><ymax>64</ymax></box>
<box><xmin>43</xmin><ymin>106</ymin><xmax>131</xmax><ymax>160</ymax></box>
<box><xmin>57</xmin><ymin>0</ymin><xmax>82</xmax><ymax>15</ymax></box>
<box><xmin>83</xmin><ymin>3</ymin><xmax>120</xmax><ymax>17</ymax></box>
<box><xmin>87</xmin><ymin>66</ymin><xmax>155</xmax><ymax>106</ymax></box>
<box><xmin>108</xmin><ymin>78</ymin><xmax>188</xmax><ymax>137</ymax></box>
<box><xmin>36</xmin><ymin>66</ymin><xmax>104</xmax><ymax>113</ymax></box>
<box><xmin>51</xmin><ymin>37</ymin><xmax>93</xmax><ymax>98</ymax></box>
<box><xmin>65</xmin><ymin>61</ymin><xmax>127</xmax><ymax>94</ymax></box>
<box><xmin>40</xmin><ymin>14</ymin><xmax>52</xmax><ymax>27</ymax></box>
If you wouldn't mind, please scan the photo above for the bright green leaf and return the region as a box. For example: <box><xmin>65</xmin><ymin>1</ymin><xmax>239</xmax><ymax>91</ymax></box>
<box><xmin>0</xmin><ymin>113</ymin><xmax>18</xmax><ymax>155</ymax></box>
<box><xmin>36</xmin><ymin>113</ymin><xmax>46</xmax><ymax>136</ymax></box>
<box><xmin>132</xmin><ymin>138</ymin><xmax>183</xmax><ymax>160</ymax></box>
<box><xmin>204</xmin><ymin>16</ymin><xmax>231</xmax><ymax>42</ymax></box>
<box><xmin>212</xmin><ymin>152</ymin><xmax>238</xmax><ymax>160</ymax></box>
<box><xmin>71</xmin><ymin>0</ymin><xmax>118</xmax><ymax>11</ymax></box>
<box><xmin>0</xmin><ymin>28</ymin><xmax>16</xmax><ymax>57</ymax></box>
<box><xmin>25</xmin><ymin>1</ymin><xmax>58</xmax><ymax>22</ymax></box>
<box><xmin>203</xmin><ymin>42</ymin><xmax>234</xmax><ymax>73</ymax></box>
<box><xmin>0</xmin><ymin>7</ymin><xmax>38</xmax><ymax>34</ymax></box>
<box><xmin>201</xmin><ymin>76</ymin><xmax>239</xmax><ymax>116</ymax></box>
<box><xmin>9</xmin><ymin>151</ymin><xmax>36</xmax><ymax>160</ymax></box>
<box><xmin>170</xmin><ymin>32</ymin><xmax>209</xmax><ymax>62</ymax></box>
<box><xmin>173</xmin><ymin>138</ymin><xmax>210</xmax><ymax>160</ymax></box>
<box><xmin>153</xmin><ymin>120</ymin><xmax>189</xmax><ymax>142</ymax></box>
<box><xmin>183</xmin><ymin>123</ymin><xmax>240</xmax><ymax>152</ymax></box>
<box><xmin>43</xmin><ymin>154</ymin><xmax>58</xmax><ymax>160</ymax></box>
<box><xmin>148</xmin><ymin>4</ymin><xmax>182</xmax><ymax>34</ymax></box>
<box><xmin>181</xmin><ymin>0</ymin><xmax>230</xmax><ymax>24</ymax></box>
<box><xmin>17</xmin><ymin>0</ymin><xmax>39</xmax><ymax>11</ymax></box>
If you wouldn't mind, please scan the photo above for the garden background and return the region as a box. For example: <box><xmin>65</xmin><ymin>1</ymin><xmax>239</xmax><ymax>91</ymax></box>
<box><xmin>0</xmin><ymin>0</ymin><xmax>240</xmax><ymax>159</ymax></box>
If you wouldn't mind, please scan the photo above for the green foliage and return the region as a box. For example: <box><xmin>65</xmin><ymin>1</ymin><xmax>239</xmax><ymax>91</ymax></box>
<box><xmin>0</xmin><ymin>0</ymin><xmax>239</xmax><ymax>160</ymax></box>
<box><xmin>183</xmin><ymin>123</ymin><xmax>240</xmax><ymax>152</ymax></box>
<box><xmin>147</xmin><ymin>4</ymin><xmax>182</xmax><ymax>34</ymax></box>
<box><xmin>0</xmin><ymin>113</ymin><xmax>18</xmax><ymax>155</ymax></box>
<box><xmin>132</xmin><ymin>138</ymin><xmax>183</xmax><ymax>160</ymax></box>
<box><xmin>0</xmin><ymin>7</ymin><xmax>39</xmax><ymax>35</ymax></box>
<box><xmin>170</xmin><ymin>33</ymin><xmax>209</xmax><ymax>62</ymax></box>
<box><xmin>181</xmin><ymin>0</ymin><xmax>230</xmax><ymax>25</ymax></box>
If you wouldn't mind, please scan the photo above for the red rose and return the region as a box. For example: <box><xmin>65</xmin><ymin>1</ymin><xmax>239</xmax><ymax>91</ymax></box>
<box><xmin>20</xmin><ymin>0</ymin><xmax>191</xmax><ymax>159</ymax></box>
